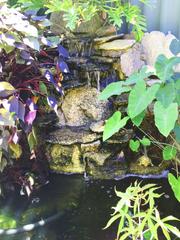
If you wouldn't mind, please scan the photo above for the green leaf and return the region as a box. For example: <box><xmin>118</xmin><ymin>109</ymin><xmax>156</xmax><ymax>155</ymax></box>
<box><xmin>140</xmin><ymin>137</ymin><xmax>151</xmax><ymax>146</ymax></box>
<box><xmin>129</xmin><ymin>139</ymin><xmax>140</xmax><ymax>152</ymax></box>
<box><xmin>99</xmin><ymin>82</ymin><xmax>131</xmax><ymax>101</ymax></box>
<box><xmin>131</xmin><ymin>111</ymin><xmax>145</xmax><ymax>127</ymax></box>
<box><xmin>124</xmin><ymin>66</ymin><xmax>154</xmax><ymax>86</ymax></box>
<box><xmin>128</xmin><ymin>80</ymin><xmax>160</xmax><ymax>118</ymax></box>
<box><xmin>154</xmin><ymin>101</ymin><xmax>178</xmax><ymax>137</ymax></box>
<box><xmin>170</xmin><ymin>39</ymin><xmax>180</xmax><ymax>55</ymax></box>
<box><xmin>28</xmin><ymin>131</ymin><xmax>37</xmax><ymax>151</ymax></box>
<box><xmin>155</xmin><ymin>55</ymin><xmax>180</xmax><ymax>82</ymax></box>
<box><xmin>0</xmin><ymin>109</ymin><xmax>15</xmax><ymax>127</ymax></box>
<box><xmin>163</xmin><ymin>146</ymin><xmax>177</xmax><ymax>161</ymax></box>
<box><xmin>0</xmin><ymin>214</ymin><xmax>16</xmax><ymax>229</ymax></box>
<box><xmin>103</xmin><ymin>111</ymin><xmax>129</xmax><ymax>141</ymax></box>
<box><xmin>103</xmin><ymin>213</ymin><xmax>121</xmax><ymax>229</ymax></box>
<box><xmin>168</xmin><ymin>173</ymin><xmax>180</xmax><ymax>202</ymax></box>
<box><xmin>9</xmin><ymin>143</ymin><xmax>22</xmax><ymax>158</ymax></box>
<box><xmin>23</xmin><ymin>37</ymin><xmax>40</xmax><ymax>51</ymax></box>
<box><xmin>39</xmin><ymin>82</ymin><xmax>48</xmax><ymax>95</ymax></box>
<box><xmin>173</xmin><ymin>123</ymin><xmax>180</xmax><ymax>143</ymax></box>
<box><xmin>156</xmin><ymin>82</ymin><xmax>176</xmax><ymax>108</ymax></box>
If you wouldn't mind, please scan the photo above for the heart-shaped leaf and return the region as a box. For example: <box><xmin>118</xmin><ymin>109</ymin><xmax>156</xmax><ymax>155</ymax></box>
<box><xmin>132</xmin><ymin>111</ymin><xmax>145</xmax><ymax>127</ymax></box>
<box><xmin>154</xmin><ymin>101</ymin><xmax>178</xmax><ymax>137</ymax></box>
<box><xmin>155</xmin><ymin>55</ymin><xmax>180</xmax><ymax>82</ymax></box>
<box><xmin>140</xmin><ymin>137</ymin><xmax>151</xmax><ymax>146</ymax></box>
<box><xmin>163</xmin><ymin>146</ymin><xmax>177</xmax><ymax>160</ymax></box>
<box><xmin>124</xmin><ymin>66</ymin><xmax>154</xmax><ymax>86</ymax></box>
<box><xmin>99</xmin><ymin>82</ymin><xmax>131</xmax><ymax>101</ymax></box>
<box><xmin>168</xmin><ymin>173</ymin><xmax>180</xmax><ymax>202</ymax></box>
<box><xmin>156</xmin><ymin>82</ymin><xmax>176</xmax><ymax>108</ymax></box>
<box><xmin>128</xmin><ymin>80</ymin><xmax>159</xmax><ymax>119</ymax></box>
<box><xmin>129</xmin><ymin>139</ymin><xmax>140</xmax><ymax>152</ymax></box>
<box><xmin>103</xmin><ymin>111</ymin><xmax>129</xmax><ymax>141</ymax></box>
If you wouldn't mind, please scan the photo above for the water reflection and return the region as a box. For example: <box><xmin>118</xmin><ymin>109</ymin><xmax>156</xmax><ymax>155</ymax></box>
<box><xmin>0</xmin><ymin>174</ymin><xmax>179</xmax><ymax>240</ymax></box>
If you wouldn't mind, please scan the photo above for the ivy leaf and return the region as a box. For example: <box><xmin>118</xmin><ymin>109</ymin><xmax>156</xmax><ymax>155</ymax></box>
<box><xmin>155</xmin><ymin>55</ymin><xmax>180</xmax><ymax>82</ymax></box>
<box><xmin>154</xmin><ymin>101</ymin><xmax>178</xmax><ymax>137</ymax></box>
<box><xmin>103</xmin><ymin>111</ymin><xmax>129</xmax><ymax>141</ymax></box>
<box><xmin>168</xmin><ymin>173</ymin><xmax>180</xmax><ymax>202</ymax></box>
<box><xmin>156</xmin><ymin>82</ymin><xmax>176</xmax><ymax>108</ymax></box>
<box><xmin>140</xmin><ymin>137</ymin><xmax>151</xmax><ymax>146</ymax></box>
<box><xmin>128</xmin><ymin>80</ymin><xmax>160</xmax><ymax>119</ymax></box>
<box><xmin>170</xmin><ymin>39</ymin><xmax>180</xmax><ymax>55</ymax></box>
<box><xmin>163</xmin><ymin>146</ymin><xmax>177</xmax><ymax>161</ymax></box>
<box><xmin>129</xmin><ymin>139</ymin><xmax>140</xmax><ymax>152</ymax></box>
<box><xmin>99</xmin><ymin>82</ymin><xmax>131</xmax><ymax>101</ymax></box>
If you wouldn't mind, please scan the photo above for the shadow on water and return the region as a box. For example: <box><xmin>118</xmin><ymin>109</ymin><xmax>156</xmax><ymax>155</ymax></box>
<box><xmin>0</xmin><ymin>174</ymin><xmax>180</xmax><ymax>240</ymax></box>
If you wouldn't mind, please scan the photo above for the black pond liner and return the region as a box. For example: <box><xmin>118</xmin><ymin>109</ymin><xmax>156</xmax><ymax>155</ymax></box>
<box><xmin>0</xmin><ymin>174</ymin><xmax>179</xmax><ymax>240</ymax></box>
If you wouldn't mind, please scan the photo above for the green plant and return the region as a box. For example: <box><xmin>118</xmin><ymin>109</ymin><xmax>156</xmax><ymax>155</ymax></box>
<box><xmin>0</xmin><ymin>0</ymin><xmax>69</xmax><ymax>191</ymax></box>
<box><xmin>99</xmin><ymin>38</ymin><xmax>180</xmax><ymax>162</ymax></box>
<box><xmin>104</xmin><ymin>181</ymin><xmax>180</xmax><ymax>240</ymax></box>
<box><xmin>17</xmin><ymin>0</ymin><xmax>151</xmax><ymax>41</ymax></box>
<box><xmin>168</xmin><ymin>173</ymin><xmax>180</xmax><ymax>202</ymax></box>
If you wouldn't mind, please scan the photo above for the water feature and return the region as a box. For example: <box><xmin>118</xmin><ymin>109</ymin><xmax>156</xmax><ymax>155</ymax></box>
<box><xmin>0</xmin><ymin>174</ymin><xmax>179</xmax><ymax>240</ymax></box>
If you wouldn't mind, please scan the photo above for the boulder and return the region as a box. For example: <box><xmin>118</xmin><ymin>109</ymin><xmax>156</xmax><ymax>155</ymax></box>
<box><xmin>121</xmin><ymin>43</ymin><xmax>145</xmax><ymax>76</ymax></box>
<box><xmin>58</xmin><ymin>86</ymin><xmax>111</xmax><ymax>127</ymax></box>
<box><xmin>141</xmin><ymin>31</ymin><xmax>180</xmax><ymax>71</ymax></box>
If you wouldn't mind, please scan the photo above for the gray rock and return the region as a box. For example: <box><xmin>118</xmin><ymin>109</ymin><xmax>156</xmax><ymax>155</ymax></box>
<box><xmin>121</xmin><ymin>43</ymin><xmax>145</xmax><ymax>76</ymax></box>
<box><xmin>58</xmin><ymin>86</ymin><xmax>111</xmax><ymax>127</ymax></box>
<box><xmin>46</xmin><ymin>127</ymin><xmax>101</xmax><ymax>145</ymax></box>
<box><xmin>90</xmin><ymin>121</ymin><xmax>105</xmax><ymax>133</ymax></box>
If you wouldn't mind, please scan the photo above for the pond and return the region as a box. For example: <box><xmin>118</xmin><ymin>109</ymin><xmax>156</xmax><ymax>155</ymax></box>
<box><xmin>0</xmin><ymin>174</ymin><xmax>180</xmax><ymax>240</ymax></box>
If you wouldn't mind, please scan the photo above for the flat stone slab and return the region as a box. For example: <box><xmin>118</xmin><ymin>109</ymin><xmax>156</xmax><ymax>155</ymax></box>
<box><xmin>97</xmin><ymin>39</ymin><xmax>136</xmax><ymax>51</ymax></box>
<box><xmin>94</xmin><ymin>34</ymin><xmax>124</xmax><ymax>44</ymax></box>
<box><xmin>46</xmin><ymin>127</ymin><xmax>101</xmax><ymax>145</ymax></box>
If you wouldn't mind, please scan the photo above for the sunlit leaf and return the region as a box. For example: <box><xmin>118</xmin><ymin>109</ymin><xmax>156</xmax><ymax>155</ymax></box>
<box><xmin>103</xmin><ymin>111</ymin><xmax>129</xmax><ymax>141</ymax></box>
<box><xmin>168</xmin><ymin>173</ymin><xmax>180</xmax><ymax>202</ymax></box>
<box><xmin>99</xmin><ymin>82</ymin><xmax>131</xmax><ymax>101</ymax></box>
<box><xmin>128</xmin><ymin>80</ymin><xmax>159</xmax><ymax>119</ymax></box>
<box><xmin>9</xmin><ymin>143</ymin><xmax>22</xmax><ymax>158</ymax></box>
<box><xmin>129</xmin><ymin>139</ymin><xmax>140</xmax><ymax>152</ymax></box>
<box><xmin>154</xmin><ymin>101</ymin><xmax>178</xmax><ymax>137</ymax></box>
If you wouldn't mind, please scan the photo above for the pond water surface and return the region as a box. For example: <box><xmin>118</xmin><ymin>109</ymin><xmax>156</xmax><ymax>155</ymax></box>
<box><xmin>0</xmin><ymin>174</ymin><xmax>180</xmax><ymax>240</ymax></box>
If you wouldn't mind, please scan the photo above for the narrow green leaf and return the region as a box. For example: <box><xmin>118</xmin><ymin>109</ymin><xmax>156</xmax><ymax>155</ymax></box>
<box><xmin>154</xmin><ymin>101</ymin><xmax>178</xmax><ymax>137</ymax></box>
<box><xmin>168</xmin><ymin>173</ymin><xmax>180</xmax><ymax>202</ymax></box>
